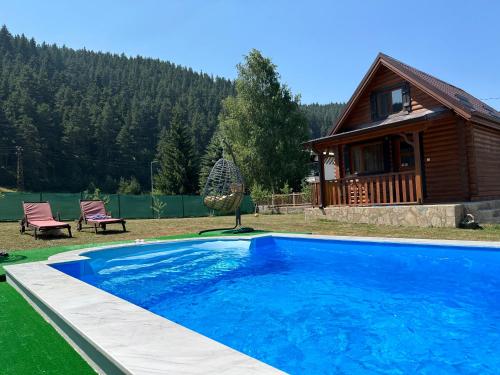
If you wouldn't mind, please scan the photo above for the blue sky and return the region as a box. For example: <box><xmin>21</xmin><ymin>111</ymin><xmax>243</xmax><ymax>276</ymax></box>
<box><xmin>1</xmin><ymin>0</ymin><xmax>499</xmax><ymax>108</ymax></box>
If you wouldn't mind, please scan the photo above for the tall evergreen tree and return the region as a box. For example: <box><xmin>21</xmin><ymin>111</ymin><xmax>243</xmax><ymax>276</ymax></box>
<box><xmin>155</xmin><ymin>104</ymin><xmax>197</xmax><ymax>194</ymax></box>
<box><xmin>198</xmin><ymin>129</ymin><xmax>224</xmax><ymax>191</ymax></box>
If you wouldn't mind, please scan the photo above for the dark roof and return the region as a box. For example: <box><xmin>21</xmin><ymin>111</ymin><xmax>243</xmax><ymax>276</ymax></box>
<box><xmin>305</xmin><ymin>107</ymin><xmax>450</xmax><ymax>146</ymax></box>
<box><xmin>379</xmin><ymin>53</ymin><xmax>500</xmax><ymax>120</ymax></box>
<box><xmin>327</xmin><ymin>53</ymin><xmax>500</xmax><ymax>136</ymax></box>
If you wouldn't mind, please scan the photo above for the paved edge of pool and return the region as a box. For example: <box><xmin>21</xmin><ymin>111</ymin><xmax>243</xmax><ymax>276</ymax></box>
<box><xmin>5</xmin><ymin>234</ymin><xmax>283</xmax><ymax>375</ymax></box>
<box><xmin>5</xmin><ymin>233</ymin><xmax>500</xmax><ymax>375</ymax></box>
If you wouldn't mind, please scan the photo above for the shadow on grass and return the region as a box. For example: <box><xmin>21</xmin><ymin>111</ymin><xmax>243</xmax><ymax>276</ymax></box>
<box><xmin>0</xmin><ymin>254</ymin><xmax>27</xmax><ymax>265</ymax></box>
<box><xmin>0</xmin><ymin>254</ymin><xmax>27</xmax><ymax>282</ymax></box>
<box><xmin>95</xmin><ymin>230</ymin><xmax>128</xmax><ymax>235</ymax></box>
<box><xmin>21</xmin><ymin>229</ymin><xmax>73</xmax><ymax>241</ymax></box>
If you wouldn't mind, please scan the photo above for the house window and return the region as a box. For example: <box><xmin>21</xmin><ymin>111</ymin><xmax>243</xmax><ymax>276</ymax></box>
<box><xmin>398</xmin><ymin>140</ymin><xmax>415</xmax><ymax>170</ymax></box>
<box><xmin>350</xmin><ymin>142</ymin><xmax>384</xmax><ymax>175</ymax></box>
<box><xmin>371</xmin><ymin>84</ymin><xmax>410</xmax><ymax>120</ymax></box>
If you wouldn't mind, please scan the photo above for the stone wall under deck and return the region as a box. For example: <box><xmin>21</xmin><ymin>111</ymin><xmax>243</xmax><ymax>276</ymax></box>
<box><xmin>305</xmin><ymin>204</ymin><xmax>465</xmax><ymax>228</ymax></box>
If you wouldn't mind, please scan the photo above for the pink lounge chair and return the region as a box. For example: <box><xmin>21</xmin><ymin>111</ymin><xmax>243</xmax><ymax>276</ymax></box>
<box><xmin>20</xmin><ymin>201</ymin><xmax>72</xmax><ymax>239</ymax></box>
<box><xmin>78</xmin><ymin>200</ymin><xmax>126</xmax><ymax>233</ymax></box>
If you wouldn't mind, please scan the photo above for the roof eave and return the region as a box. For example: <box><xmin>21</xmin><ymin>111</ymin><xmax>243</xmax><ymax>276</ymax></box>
<box><xmin>470</xmin><ymin>111</ymin><xmax>500</xmax><ymax>128</ymax></box>
<box><xmin>306</xmin><ymin>109</ymin><xmax>451</xmax><ymax>148</ymax></box>
<box><xmin>327</xmin><ymin>58</ymin><xmax>385</xmax><ymax>136</ymax></box>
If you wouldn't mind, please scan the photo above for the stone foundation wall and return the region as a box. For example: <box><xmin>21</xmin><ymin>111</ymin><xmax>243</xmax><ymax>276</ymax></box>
<box><xmin>258</xmin><ymin>205</ymin><xmax>310</xmax><ymax>215</ymax></box>
<box><xmin>463</xmin><ymin>200</ymin><xmax>500</xmax><ymax>224</ymax></box>
<box><xmin>305</xmin><ymin>204</ymin><xmax>464</xmax><ymax>228</ymax></box>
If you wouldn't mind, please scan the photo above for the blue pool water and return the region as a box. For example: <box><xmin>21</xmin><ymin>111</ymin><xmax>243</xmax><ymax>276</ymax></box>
<box><xmin>52</xmin><ymin>236</ymin><xmax>500</xmax><ymax>374</ymax></box>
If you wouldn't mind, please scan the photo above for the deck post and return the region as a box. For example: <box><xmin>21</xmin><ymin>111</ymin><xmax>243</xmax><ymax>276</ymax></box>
<box><xmin>318</xmin><ymin>152</ymin><xmax>326</xmax><ymax>208</ymax></box>
<box><xmin>413</xmin><ymin>131</ymin><xmax>424</xmax><ymax>204</ymax></box>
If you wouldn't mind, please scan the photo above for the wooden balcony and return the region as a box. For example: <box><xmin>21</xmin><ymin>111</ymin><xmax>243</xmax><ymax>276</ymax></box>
<box><xmin>312</xmin><ymin>170</ymin><xmax>420</xmax><ymax>206</ymax></box>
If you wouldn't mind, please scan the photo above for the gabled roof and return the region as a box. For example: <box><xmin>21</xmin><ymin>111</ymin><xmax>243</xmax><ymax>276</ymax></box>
<box><xmin>328</xmin><ymin>53</ymin><xmax>500</xmax><ymax>135</ymax></box>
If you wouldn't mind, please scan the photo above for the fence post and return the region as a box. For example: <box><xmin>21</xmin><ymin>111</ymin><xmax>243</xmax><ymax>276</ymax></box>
<box><xmin>151</xmin><ymin>195</ymin><xmax>154</xmax><ymax>219</ymax></box>
<box><xmin>40</xmin><ymin>192</ymin><xmax>43</xmax><ymax>201</ymax></box>
<box><xmin>118</xmin><ymin>194</ymin><xmax>121</xmax><ymax>217</ymax></box>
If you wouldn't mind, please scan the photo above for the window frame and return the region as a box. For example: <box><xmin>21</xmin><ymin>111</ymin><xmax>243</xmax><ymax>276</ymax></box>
<box><xmin>394</xmin><ymin>136</ymin><xmax>415</xmax><ymax>171</ymax></box>
<box><xmin>348</xmin><ymin>140</ymin><xmax>385</xmax><ymax>176</ymax></box>
<box><xmin>370</xmin><ymin>83</ymin><xmax>410</xmax><ymax>121</ymax></box>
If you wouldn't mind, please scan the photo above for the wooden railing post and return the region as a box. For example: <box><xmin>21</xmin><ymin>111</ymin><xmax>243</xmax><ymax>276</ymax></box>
<box><xmin>318</xmin><ymin>153</ymin><xmax>326</xmax><ymax>208</ymax></box>
<box><xmin>413</xmin><ymin>131</ymin><xmax>424</xmax><ymax>204</ymax></box>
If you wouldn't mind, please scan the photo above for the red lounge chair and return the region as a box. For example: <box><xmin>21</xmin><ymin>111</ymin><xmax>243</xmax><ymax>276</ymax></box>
<box><xmin>78</xmin><ymin>200</ymin><xmax>126</xmax><ymax>233</ymax></box>
<box><xmin>20</xmin><ymin>201</ymin><xmax>72</xmax><ymax>239</ymax></box>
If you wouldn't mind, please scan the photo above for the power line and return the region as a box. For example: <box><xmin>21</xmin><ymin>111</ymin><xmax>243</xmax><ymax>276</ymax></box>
<box><xmin>480</xmin><ymin>97</ymin><xmax>500</xmax><ymax>101</ymax></box>
<box><xmin>16</xmin><ymin>146</ymin><xmax>24</xmax><ymax>191</ymax></box>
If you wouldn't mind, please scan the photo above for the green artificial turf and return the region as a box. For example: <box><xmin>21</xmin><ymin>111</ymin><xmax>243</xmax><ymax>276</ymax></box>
<box><xmin>0</xmin><ymin>282</ymin><xmax>96</xmax><ymax>374</ymax></box>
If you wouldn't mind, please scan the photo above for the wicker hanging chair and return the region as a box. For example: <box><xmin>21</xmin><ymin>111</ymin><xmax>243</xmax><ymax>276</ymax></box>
<box><xmin>202</xmin><ymin>158</ymin><xmax>245</xmax><ymax>214</ymax></box>
<box><xmin>199</xmin><ymin>152</ymin><xmax>253</xmax><ymax>234</ymax></box>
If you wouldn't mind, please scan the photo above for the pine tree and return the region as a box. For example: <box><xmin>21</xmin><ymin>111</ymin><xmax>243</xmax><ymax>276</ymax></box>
<box><xmin>0</xmin><ymin>105</ymin><xmax>16</xmax><ymax>185</ymax></box>
<box><xmin>198</xmin><ymin>129</ymin><xmax>224</xmax><ymax>191</ymax></box>
<box><xmin>155</xmin><ymin>104</ymin><xmax>197</xmax><ymax>194</ymax></box>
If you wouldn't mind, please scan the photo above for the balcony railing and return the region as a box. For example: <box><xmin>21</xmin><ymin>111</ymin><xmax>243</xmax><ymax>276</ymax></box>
<box><xmin>312</xmin><ymin>170</ymin><xmax>419</xmax><ymax>206</ymax></box>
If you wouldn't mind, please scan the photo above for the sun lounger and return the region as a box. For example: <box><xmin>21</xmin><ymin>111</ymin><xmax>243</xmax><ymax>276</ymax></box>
<box><xmin>20</xmin><ymin>201</ymin><xmax>72</xmax><ymax>239</ymax></box>
<box><xmin>78</xmin><ymin>200</ymin><xmax>126</xmax><ymax>233</ymax></box>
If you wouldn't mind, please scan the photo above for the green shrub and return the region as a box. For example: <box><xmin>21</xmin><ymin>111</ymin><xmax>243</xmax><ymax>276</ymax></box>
<box><xmin>250</xmin><ymin>183</ymin><xmax>271</xmax><ymax>214</ymax></box>
<box><xmin>117</xmin><ymin>176</ymin><xmax>142</xmax><ymax>195</ymax></box>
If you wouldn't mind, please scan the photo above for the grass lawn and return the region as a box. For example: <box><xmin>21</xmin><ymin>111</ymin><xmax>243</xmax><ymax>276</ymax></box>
<box><xmin>1</xmin><ymin>214</ymin><xmax>500</xmax><ymax>374</ymax></box>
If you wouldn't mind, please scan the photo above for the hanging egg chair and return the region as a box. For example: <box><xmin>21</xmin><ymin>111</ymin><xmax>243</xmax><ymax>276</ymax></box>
<box><xmin>199</xmin><ymin>157</ymin><xmax>253</xmax><ymax>234</ymax></box>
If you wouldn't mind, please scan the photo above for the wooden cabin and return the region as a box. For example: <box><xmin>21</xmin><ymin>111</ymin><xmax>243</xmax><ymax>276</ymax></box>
<box><xmin>306</xmin><ymin>53</ymin><xmax>500</xmax><ymax>207</ymax></box>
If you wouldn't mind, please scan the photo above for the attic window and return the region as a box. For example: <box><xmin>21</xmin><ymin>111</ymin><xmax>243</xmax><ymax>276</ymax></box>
<box><xmin>371</xmin><ymin>84</ymin><xmax>410</xmax><ymax>120</ymax></box>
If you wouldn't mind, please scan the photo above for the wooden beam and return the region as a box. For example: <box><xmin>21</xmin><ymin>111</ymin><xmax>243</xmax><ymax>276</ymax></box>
<box><xmin>413</xmin><ymin>131</ymin><xmax>424</xmax><ymax>203</ymax></box>
<box><xmin>334</xmin><ymin>145</ymin><xmax>341</xmax><ymax>179</ymax></box>
<box><xmin>318</xmin><ymin>153</ymin><xmax>327</xmax><ymax>208</ymax></box>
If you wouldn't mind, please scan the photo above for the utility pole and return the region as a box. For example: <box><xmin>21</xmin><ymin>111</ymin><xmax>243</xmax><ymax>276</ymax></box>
<box><xmin>150</xmin><ymin>160</ymin><xmax>159</xmax><ymax>195</ymax></box>
<box><xmin>16</xmin><ymin>146</ymin><xmax>24</xmax><ymax>191</ymax></box>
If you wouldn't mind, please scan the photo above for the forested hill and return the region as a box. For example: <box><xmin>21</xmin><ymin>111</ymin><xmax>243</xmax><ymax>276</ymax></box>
<box><xmin>0</xmin><ymin>26</ymin><xmax>234</xmax><ymax>192</ymax></box>
<box><xmin>301</xmin><ymin>102</ymin><xmax>345</xmax><ymax>139</ymax></box>
<box><xmin>0</xmin><ymin>26</ymin><xmax>343</xmax><ymax>192</ymax></box>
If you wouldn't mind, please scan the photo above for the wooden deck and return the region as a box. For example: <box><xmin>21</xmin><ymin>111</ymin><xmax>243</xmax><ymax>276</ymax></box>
<box><xmin>312</xmin><ymin>170</ymin><xmax>421</xmax><ymax>206</ymax></box>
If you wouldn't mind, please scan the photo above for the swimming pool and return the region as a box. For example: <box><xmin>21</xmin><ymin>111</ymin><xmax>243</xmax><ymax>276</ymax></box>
<box><xmin>52</xmin><ymin>236</ymin><xmax>500</xmax><ymax>374</ymax></box>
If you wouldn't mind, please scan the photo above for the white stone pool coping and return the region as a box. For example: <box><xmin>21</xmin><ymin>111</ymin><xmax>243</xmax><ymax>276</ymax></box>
<box><xmin>5</xmin><ymin>233</ymin><xmax>500</xmax><ymax>374</ymax></box>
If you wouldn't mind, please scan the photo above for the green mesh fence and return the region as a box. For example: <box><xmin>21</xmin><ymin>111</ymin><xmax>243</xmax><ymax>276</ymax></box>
<box><xmin>156</xmin><ymin>196</ymin><xmax>184</xmax><ymax>218</ymax></box>
<box><xmin>183</xmin><ymin>196</ymin><xmax>211</xmax><ymax>217</ymax></box>
<box><xmin>41</xmin><ymin>193</ymin><xmax>82</xmax><ymax>221</ymax></box>
<box><xmin>0</xmin><ymin>192</ymin><xmax>254</xmax><ymax>221</ymax></box>
<box><xmin>0</xmin><ymin>192</ymin><xmax>42</xmax><ymax>221</ymax></box>
<box><xmin>240</xmin><ymin>195</ymin><xmax>254</xmax><ymax>214</ymax></box>
<box><xmin>106</xmin><ymin>195</ymin><xmax>121</xmax><ymax>218</ymax></box>
<box><xmin>118</xmin><ymin>195</ymin><xmax>153</xmax><ymax>219</ymax></box>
